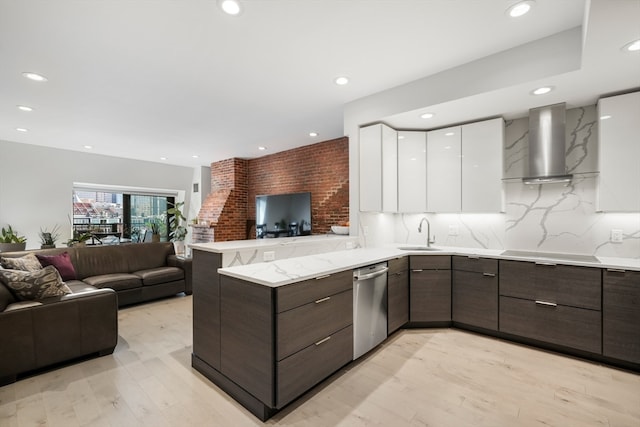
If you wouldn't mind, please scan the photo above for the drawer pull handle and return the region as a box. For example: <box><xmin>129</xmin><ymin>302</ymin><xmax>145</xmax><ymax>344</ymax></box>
<box><xmin>412</xmin><ymin>269</ymin><xmax>424</xmax><ymax>273</ymax></box>
<box><xmin>314</xmin><ymin>296</ymin><xmax>331</xmax><ymax>304</ymax></box>
<box><xmin>468</xmin><ymin>256</ymin><xmax>480</xmax><ymax>259</ymax></box>
<box><xmin>535</xmin><ymin>300</ymin><xmax>557</xmax><ymax>307</ymax></box>
<box><xmin>606</xmin><ymin>268</ymin><xmax>626</xmax><ymax>273</ymax></box>
<box><xmin>315</xmin><ymin>336</ymin><xmax>331</xmax><ymax>346</ymax></box>
<box><xmin>315</xmin><ymin>274</ymin><xmax>331</xmax><ymax>280</ymax></box>
<box><xmin>535</xmin><ymin>262</ymin><xmax>556</xmax><ymax>267</ymax></box>
<box><xmin>483</xmin><ymin>273</ymin><xmax>496</xmax><ymax>277</ymax></box>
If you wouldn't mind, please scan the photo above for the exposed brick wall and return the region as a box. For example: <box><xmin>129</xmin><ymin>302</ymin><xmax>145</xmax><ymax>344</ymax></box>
<box><xmin>198</xmin><ymin>137</ymin><xmax>349</xmax><ymax>242</ymax></box>
<box><xmin>248</xmin><ymin>137</ymin><xmax>349</xmax><ymax>235</ymax></box>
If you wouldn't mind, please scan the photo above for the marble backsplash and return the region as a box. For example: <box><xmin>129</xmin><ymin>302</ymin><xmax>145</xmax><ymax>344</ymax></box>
<box><xmin>358</xmin><ymin>104</ymin><xmax>640</xmax><ymax>259</ymax></box>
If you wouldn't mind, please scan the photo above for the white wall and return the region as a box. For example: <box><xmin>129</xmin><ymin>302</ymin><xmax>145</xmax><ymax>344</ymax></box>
<box><xmin>0</xmin><ymin>139</ymin><xmax>196</xmax><ymax>249</ymax></box>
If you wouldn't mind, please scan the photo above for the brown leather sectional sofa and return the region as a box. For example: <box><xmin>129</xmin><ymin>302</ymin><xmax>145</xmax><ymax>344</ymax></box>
<box><xmin>0</xmin><ymin>242</ymin><xmax>192</xmax><ymax>385</ymax></box>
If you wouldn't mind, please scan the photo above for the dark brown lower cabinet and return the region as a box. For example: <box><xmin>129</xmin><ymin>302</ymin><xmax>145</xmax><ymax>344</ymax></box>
<box><xmin>409</xmin><ymin>256</ymin><xmax>451</xmax><ymax>323</ymax></box>
<box><xmin>452</xmin><ymin>256</ymin><xmax>498</xmax><ymax>331</ymax></box>
<box><xmin>277</xmin><ymin>325</ymin><xmax>353</xmax><ymax>408</ymax></box>
<box><xmin>603</xmin><ymin>269</ymin><xmax>640</xmax><ymax>364</ymax></box>
<box><xmin>499</xmin><ymin>296</ymin><xmax>601</xmax><ymax>354</ymax></box>
<box><xmin>388</xmin><ymin>257</ymin><xmax>409</xmax><ymax>334</ymax></box>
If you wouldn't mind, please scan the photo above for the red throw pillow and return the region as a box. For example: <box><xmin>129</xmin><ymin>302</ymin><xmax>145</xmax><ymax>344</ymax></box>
<box><xmin>36</xmin><ymin>252</ymin><xmax>77</xmax><ymax>281</ymax></box>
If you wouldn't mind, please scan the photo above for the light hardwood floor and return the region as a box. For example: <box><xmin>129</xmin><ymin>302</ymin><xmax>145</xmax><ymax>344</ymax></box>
<box><xmin>0</xmin><ymin>294</ymin><xmax>638</xmax><ymax>427</ymax></box>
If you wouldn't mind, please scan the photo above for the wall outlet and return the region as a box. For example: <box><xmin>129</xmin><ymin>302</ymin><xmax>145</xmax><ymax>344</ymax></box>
<box><xmin>610</xmin><ymin>229</ymin><xmax>623</xmax><ymax>243</ymax></box>
<box><xmin>448</xmin><ymin>225</ymin><xmax>459</xmax><ymax>236</ymax></box>
<box><xmin>263</xmin><ymin>251</ymin><xmax>275</xmax><ymax>261</ymax></box>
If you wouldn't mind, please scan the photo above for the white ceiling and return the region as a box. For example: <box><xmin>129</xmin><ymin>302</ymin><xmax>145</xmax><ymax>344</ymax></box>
<box><xmin>0</xmin><ymin>0</ymin><xmax>638</xmax><ymax>168</ymax></box>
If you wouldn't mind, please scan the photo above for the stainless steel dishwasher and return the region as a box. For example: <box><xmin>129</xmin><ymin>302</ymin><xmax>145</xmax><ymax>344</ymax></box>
<box><xmin>353</xmin><ymin>262</ymin><xmax>388</xmax><ymax>360</ymax></box>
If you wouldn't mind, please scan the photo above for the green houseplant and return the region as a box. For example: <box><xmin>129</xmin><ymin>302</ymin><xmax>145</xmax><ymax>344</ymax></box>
<box><xmin>146</xmin><ymin>218</ymin><xmax>162</xmax><ymax>243</ymax></box>
<box><xmin>66</xmin><ymin>230</ymin><xmax>92</xmax><ymax>247</ymax></box>
<box><xmin>39</xmin><ymin>225</ymin><xmax>61</xmax><ymax>249</ymax></box>
<box><xmin>166</xmin><ymin>201</ymin><xmax>187</xmax><ymax>255</ymax></box>
<box><xmin>0</xmin><ymin>225</ymin><xmax>27</xmax><ymax>252</ymax></box>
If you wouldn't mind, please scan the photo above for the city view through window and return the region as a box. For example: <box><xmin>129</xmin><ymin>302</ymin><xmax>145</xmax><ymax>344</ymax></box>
<box><xmin>73</xmin><ymin>190</ymin><xmax>171</xmax><ymax>244</ymax></box>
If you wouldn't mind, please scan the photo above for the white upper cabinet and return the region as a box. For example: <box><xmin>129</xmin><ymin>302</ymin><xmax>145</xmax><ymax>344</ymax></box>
<box><xmin>427</xmin><ymin>126</ymin><xmax>461</xmax><ymax>212</ymax></box>
<box><xmin>598</xmin><ymin>91</ymin><xmax>640</xmax><ymax>212</ymax></box>
<box><xmin>461</xmin><ymin>118</ymin><xmax>504</xmax><ymax>212</ymax></box>
<box><xmin>359</xmin><ymin>123</ymin><xmax>397</xmax><ymax>212</ymax></box>
<box><xmin>398</xmin><ymin>131</ymin><xmax>427</xmax><ymax>212</ymax></box>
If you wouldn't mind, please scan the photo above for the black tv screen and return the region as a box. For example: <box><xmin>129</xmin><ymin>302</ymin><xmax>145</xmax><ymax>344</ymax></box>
<box><xmin>256</xmin><ymin>192</ymin><xmax>311</xmax><ymax>238</ymax></box>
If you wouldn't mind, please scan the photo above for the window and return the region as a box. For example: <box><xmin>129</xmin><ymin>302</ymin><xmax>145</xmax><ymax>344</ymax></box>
<box><xmin>72</xmin><ymin>189</ymin><xmax>174</xmax><ymax>244</ymax></box>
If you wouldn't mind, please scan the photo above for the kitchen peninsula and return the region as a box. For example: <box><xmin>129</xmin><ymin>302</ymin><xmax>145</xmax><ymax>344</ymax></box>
<box><xmin>190</xmin><ymin>240</ymin><xmax>640</xmax><ymax>420</ymax></box>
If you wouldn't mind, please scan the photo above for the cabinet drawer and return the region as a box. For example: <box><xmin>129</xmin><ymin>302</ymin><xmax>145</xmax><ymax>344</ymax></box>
<box><xmin>277</xmin><ymin>289</ymin><xmax>352</xmax><ymax>360</ymax></box>
<box><xmin>500</xmin><ymin>260</ymin><xmax>601</xmax><ymax>310</ymax></box>
<box><xmin>410</xmin><ymin>255</ymin><xmax>451</xmax><ymax>270</ymax></box>
<box><xmin>452</xmin><ymin>255</ymin><xmax>497</xmax><ymax>274</ymax></box>
<box><xmin>603</xmin><ymin>269</ymin><xmax>640</xmax><ymax>364</ymax></box>
<box><xmin>276</xmin><ymin>269</ymin><xmax>352</xmax><ymax>313</ymax></box>
<box><xmin>388</xmin><ymin>256</ymin><xmax>408</xmax><ymax>275</ymax></box>
<box><xmin>452</xmin><ymin>270</ymin><xmax>498</xmax><ymax>330</ymax></box>
<box><xmin>276</xmin><ymin>325</ymin><xmax>353</xmax><ymax>408</ymax></box>
<box><xmin>499</xmin><ymin>296</ymin><xmax>601</xmax><ymax>354</ymax></box>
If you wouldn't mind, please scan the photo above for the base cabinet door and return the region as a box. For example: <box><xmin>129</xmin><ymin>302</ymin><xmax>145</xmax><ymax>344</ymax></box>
<box><xmin>388</xmin><ymin>257</ymin><xmax>409</xmax><ymax>334</ymax></box>
<box><xmin>409</xmin><ymin>256</ymin><xmax>451</xmax><ymax>322</ymax></box>
<box><xmin>452</xmin><ymin>270</ymin><xmax>498</xmax><ymax>330</ymax></box>
<box><xmin>603</xmin><ymin>269</ymin><xmax>640</xmax><ymax>364</ymax></box>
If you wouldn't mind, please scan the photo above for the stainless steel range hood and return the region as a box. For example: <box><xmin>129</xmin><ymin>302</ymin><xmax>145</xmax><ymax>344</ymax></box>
<box><xmin>522</xmin><ymin>103</ymin><xmax>572</xmax><ymax>184</ymax></box>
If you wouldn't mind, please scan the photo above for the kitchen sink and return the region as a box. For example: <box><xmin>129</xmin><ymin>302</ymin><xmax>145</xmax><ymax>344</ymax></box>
<box><xmin>398</xmin><ymin>246</ymin><xmax>441</xmax><ymax>251</ymax></box>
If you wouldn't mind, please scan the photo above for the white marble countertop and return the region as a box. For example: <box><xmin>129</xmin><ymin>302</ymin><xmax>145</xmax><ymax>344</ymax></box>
<box><xmin>190</xmin><ymin>234</ymin><xmax>356</xmax><ymax>253</ymax></box>
<box><xmin>217</xmin><ymin>244</ymin><xmax>640</xmax><ymax>287</ymax></box>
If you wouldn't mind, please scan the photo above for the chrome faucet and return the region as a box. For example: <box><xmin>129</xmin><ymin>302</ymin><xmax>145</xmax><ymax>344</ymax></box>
<box><xmin>418</xmin><ymin>217</ymin><xmax>435</xmax><ymax>247</ymax></box>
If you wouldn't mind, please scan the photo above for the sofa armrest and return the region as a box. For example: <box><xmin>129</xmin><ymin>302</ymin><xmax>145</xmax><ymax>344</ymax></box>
<box><xmin>168</xmin><ymin>255</ymin><xmax>192</xmax><ymax>295</ymax></box>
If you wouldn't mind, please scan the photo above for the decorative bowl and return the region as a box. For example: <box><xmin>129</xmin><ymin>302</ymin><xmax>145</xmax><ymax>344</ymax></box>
<box><xmin>331</xmin><ymin>225</ymin><xmax>349</xmax><ymax>235</ymax></box>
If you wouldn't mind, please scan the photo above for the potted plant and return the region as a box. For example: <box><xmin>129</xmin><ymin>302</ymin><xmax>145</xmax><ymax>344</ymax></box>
<box><xmin>166</xmin><ymin>201</ymin><xmax>187</xmax><ymax>255</ymax></box>
<box><xmin>0</xmin><ymin>225</ymin><xmax>27</xmax><ymax>252</ymax></box>
<box><xmin>146</xmin><ymin>218</ymin><xmax>162</xmax><ymax>243</ymax></box>
<box><xmin>66</xmin><ymin>230</ymin><xmax>92</xmax><ymax>247</ymax></box>
<box><xmin>39</xmin><ymin>225</ymin><xmax>61</xmax><ymax>249</ymax></box>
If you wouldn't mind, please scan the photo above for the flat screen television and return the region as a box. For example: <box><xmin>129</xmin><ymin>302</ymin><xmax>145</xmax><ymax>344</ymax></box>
<box><xmin>256</xmin><ymin>192</ymin><xmax>311</xmax><ymax>238</ymax></box>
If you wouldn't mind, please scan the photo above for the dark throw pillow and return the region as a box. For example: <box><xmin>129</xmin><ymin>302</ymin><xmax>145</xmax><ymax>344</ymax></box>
<box><xmin>36</xmin><ymin>252</ymin><xmax>77</xmax><ymax>281</ymax></box>
<box><xmin>0</xmin><ymin>265</ymin><xmax>72</xmax><ymax>301</ymax></box>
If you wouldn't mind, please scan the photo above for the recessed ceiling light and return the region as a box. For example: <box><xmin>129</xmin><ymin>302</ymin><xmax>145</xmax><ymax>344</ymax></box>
<box><xmin>17</xmin><ymin>105</ymin><xmax>33</xmax><ymax>112</ymax></box>
<box><xmin>258</xmin><ymin>146</ymin><xmax>267</xmax><ymax>151</ymax></box>
<box><xmin>600</xmin><ymin>115</ymin><xmax>612</xmax><ymax>120</ymax></box>
<box><xmin>398</xmin><ymin>135</ymin><xmax>405</xmax><ymax>140</ymax></box>
<box><xmin>309</xmin><ymin>132</ymin><xmax>319</xmax><ymax>137</ymax></box>
<box><xmin>160</xmin><ymin>157</ymin><xmax>167</xmax><ymax>160</ymax></box>
<box><xmin>334</xmin><ymin>76</ymin><xmax>349</xmax><ymax>85</ymax></box>
<box><xmin>192</xmin><ymin>155</ymin><xmax>199</xmax><ymax>159</ymax></box>
<box><xmin>84</xmin><ymin>145</ymin><xmax>93</xmax><ymax>149</ymax></box>
<box><xmin>506</xmin><ymin>1</ymin><xmax>534</xmax><ymax>18</ymax></box>
<box><xmin>16</xmin><ymin>127</ymin><xmax>28</xmax><ymax>132</ymax></box>
<box><xmin>444</xmin><ymin>146</ymin><xmax>451</xmax><ymax>150</ymax></box>
<box><xmin>219</xmin><ymin>0</ymin><xmax>242</xmax><ymax>15</ymax></box>
<box><xmin>622</xmin><ymin>39</ymin><xmax>640</xmax><ymax>52</ymax></box>
<box><xmin>445</xmin><ymin>132</ymin><xmax>455</xmax><ymax>136</ymax></box>
<box><xmin>531</xmin><ymin>86</ymin><xmax>553</xmax><ymax>95</ymax></box>
<box><xmin>420</xmin><ymin>112</ymin><xmax>435</xmax><ymax>119</ymax></box>
<box><xmin>22</xmin><ymin>72</ymin><xmax>48</xmax><ymax>82</ymax></box>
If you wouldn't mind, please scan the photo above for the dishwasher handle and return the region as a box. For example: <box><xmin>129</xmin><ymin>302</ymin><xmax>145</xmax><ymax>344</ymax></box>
<box><xmin>353</xmin><ymin>267</ymin><xmax>389</xmax><ymax>281</ymax></box>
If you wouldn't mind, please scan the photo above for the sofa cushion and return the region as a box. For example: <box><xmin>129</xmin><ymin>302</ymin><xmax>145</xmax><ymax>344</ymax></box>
<box><xmin>0</xmin><ymin>266</ymin><xmax>72</xmax><ymax>301</ymax></box>
<box><xmin>82</xmin><ymin>273</ymin><xmax>141</xmax><ymax>291</ymax></box>
<box><xmin>72</xmin><ymin>246</ymin><xmax>130</xmax><ymax>279</ymax></box>
<box><xmin>0</xmin><ymin>253</ymin><xmax>42</xmax><ymax>272</ymax></box>
<box><xmin>125</xmin><ymin>242</ymin><xmax>175</xmax><ymax>272</ymax></box>
<box><xmin>65</xmin><ymin>281</ymin><xmax>99</xmax><ymax>294</ymax></box>
<box><xmin>36</xmin><ymin>252</ymin><xmax>77</xmax><ymax>281</ymax></box>
<box><xmin>134</xmin><ymin>266</ymin><xmax>184</xmax><ymax>286</ymax></box>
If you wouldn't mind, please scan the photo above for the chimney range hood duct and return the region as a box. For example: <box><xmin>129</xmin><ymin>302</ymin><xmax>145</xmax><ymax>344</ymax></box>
<box><xmin>522</xmin><ymin>103</ymin><xmax>572</xmax><ymax>184</ymax></box>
